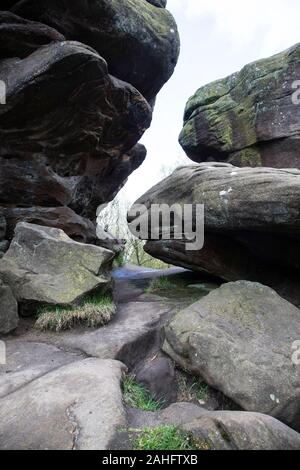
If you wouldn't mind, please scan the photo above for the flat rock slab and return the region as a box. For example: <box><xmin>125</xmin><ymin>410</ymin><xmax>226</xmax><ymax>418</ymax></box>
<box><xmin>0</xmin><ymin>341</ymin><xmax>82</xmax><ymax>398</ymax></box>
<box><xmin>0</xmin><ymin>358</ymin><xmax>126</xmax><ymax>450</ymax></box>
<box><xmin>51</xmin><ymin>299</ymin><xmax>173</xmax><ymax>368</ymax></box>
<box><xmin>183</xmin><ymin>411</ymin><xmax>300</xmax><ymax>450</ymax></box>
<box><xmin>164</xmin><ymin>281</ymin><xmax>300</xmax><ymax>430</ymax></box>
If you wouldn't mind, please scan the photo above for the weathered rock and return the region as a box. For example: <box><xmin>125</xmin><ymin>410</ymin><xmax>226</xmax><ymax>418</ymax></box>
<box><xmin>183</xmin><ymin>412</ymin><xmax>300</xmax><ymax>450</ymax></box>
<box><xmin>179</xmin><ymin>43</ymin><xmax>300</xmax><ymax>168</ymax></box>
<box><xmin>56</xmin><ymin>299</ymin><xmax>173</xmax><ymax>368</ymax></box>
<box><xmin>130</xmin><ymin>162</ymin><xmax>300</xmax><ymax>303</ymax></box>
<box><xmin>0</xmin><ymin>215</ymin><xmax>6</xmax><ymax>240</ymax></box>
<box><xmin>2</xmin><ymin>207</ymin><xmax>97</xmax><ymax>244</ymax></box>
<box><xmin>0</xmin><ymin>2</ymin><xmax>179</xmax><ymax>240</ymax></box>
<box><xmin>12</xmin><ymin>0</ymin><xmax>179</xmax><ymax>102</ymax></box>
<box><xmin>0</xmin><ymin>281</ymin><xmax>18</xmax><ymax>334</ymax></box>
<box><xmin>135</xmin><ymin>352</ymin><xmax>177</xmax><ymax>405</ymax></box>
<box><xmin>147</xmin><ymin>0</ymin><xmax>167</xmax><ymax>7</ymax></box>
<box><xmin>129</xmin><ymin>402</ymin><xmax>208</xmax><ymax>430</ymax></box>
<box><xmin>0</xmin><ymin>358</ymin><xmax>126</xmax><ymax>450</ymax></box>
<box><xmin>0</xmin><ymin>341</ymin><xmax>82</xmax><ymax>398</ymax></box>
<box><xmin>0</xmin><ymin>41</ymin><xmax>151</xmax><ymax>225</ymax></box>
<box><xmin>0</xmin><ymin>222</ymin><xmax>114</xmax><ymax>315</ymax></box>
<box><xmin>0</xmin><ymin>12</ymin><xmax>64</xmax><ymax>59</ymax></box>
<box><xmin>163</xmin><ymin>281</ymin><xmax>300</xmax><ymax>430</ymax></box>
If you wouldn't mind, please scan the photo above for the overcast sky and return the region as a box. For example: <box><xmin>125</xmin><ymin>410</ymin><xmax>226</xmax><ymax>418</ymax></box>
<box><xmin>121</xmin><ymin>0</ymin><xmax>300</xmax><ymax>203</ymax></box>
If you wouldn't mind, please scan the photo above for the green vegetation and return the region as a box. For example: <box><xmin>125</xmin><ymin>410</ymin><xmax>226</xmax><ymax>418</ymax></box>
<box><xmin>176</xmin><ymin>372</ymin><xmax>209</xmax><ymax>404</ymax></box>
<box><xmin>35</xmin><ymin>293</ymin><xmax>116</xmax><ymax>332</ymax></box>
<box><xmin>146</xmin><ymin>276</ymin><xmax>177</xmax><ymax>293</ymax></box>
<box><xmin>122</xmin><ymin>375</ymin><xmax>162</xmax><ymax>411</ymax></box>
<box><xmin>133</xmin><ymin>426</ymin><xmax>200</xmax><ymax>451</ymax></box>
<box><xmin>113</xmin><ymin>251</ymin><xmax>126</xmax><ymax>268</ymax></box>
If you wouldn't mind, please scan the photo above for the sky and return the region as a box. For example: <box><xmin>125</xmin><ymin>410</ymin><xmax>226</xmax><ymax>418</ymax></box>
<box><xmin>120</xmin><ymin>0</ymin><xmax>300</xmax><ymax>203</ymax></box>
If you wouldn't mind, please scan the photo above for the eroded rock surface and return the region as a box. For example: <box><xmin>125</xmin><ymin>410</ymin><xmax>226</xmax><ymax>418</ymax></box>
<box><xmin>183</xmin><ymin>411</ymin><xmax>300</xmax><ymax>450</ymax></box>
<box><xmin>0</xmin><ymin>358</ymin><xmax>126</xmax><ymax>450</ymax></box>
<box><xmin>0</xmin><ymin>222</ymin><xmax>114</xmax><ymax>314</ymax></box>
<box><xmin>163</xmin><ymin>281</ymin><xmax>300</xmax><ymax>430</ymax></box>
<box><xmin>12</xmin><ymin>0</ymin><xmax>179</xmax><ymax>102</ymax></box>
<box><xmin>0</xmin><ymin>1</ymin><xmax>179</xmax><ymax>242</ymax></box>
<box><xmin>130</xmin><ymin>162</ymin><xmax>300</xmax><ymax>304</ymax></box>
<box><xmin>0</xmin><ymin>280</ymin><xmax>18</xmax><ymax>334</ymax></box>
<box><xmin>180</xmin><ymin>43</ymin><xmax>300</xmax><ymax>168</ymax></box>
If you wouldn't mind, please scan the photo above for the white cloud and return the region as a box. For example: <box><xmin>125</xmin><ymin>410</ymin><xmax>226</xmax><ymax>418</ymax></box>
<box><xmin>168</xmin><ymin>0</ymin><xmax>300</xmax><ymax>56</ymax></box>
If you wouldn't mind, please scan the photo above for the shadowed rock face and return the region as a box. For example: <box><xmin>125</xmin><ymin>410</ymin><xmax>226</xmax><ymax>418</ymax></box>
<box><xmin>179</xmin><ymin>43</ymin><xmax>300</xmax><ymax>168</ymax></box>
<box><xmin>11</xmin><ymin>0</ymin><xmax>180</xmax><ymax>102</ymax></box>
<box><xmin>0</xmin><ymin>3</ymin><xmax>179</xmax><ymax>243</ymax></box>
<box><xmin>0</xmin><ymin>12</ymin><xmax>64</xmax><ymax>59</ymax></box>
<box><xmin>129</xmin><ymin>162</ymin><xmax>300</xmax><ymax>304</ymax></box>
<box><xmin>0</xmin><ymin>39</ymin><xmax>151</xmax><ymax>240</ymax></box>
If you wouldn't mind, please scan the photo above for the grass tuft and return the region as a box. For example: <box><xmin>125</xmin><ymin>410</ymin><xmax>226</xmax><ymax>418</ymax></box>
<box><xmin>133</xmin><ymin>426</ymin><xmax>199</xmax><ymax>451</ymax></box>
<box><xmin>35</xmin><ymin>294</ymin><xmax>116</xmax><ymax>332</ymax></box>
<box><xmin>146</xmin><ymin>276</ymin><xmax>176</xmax><ymax>293</ymax></box>
<box><xmin>122</xmin><ymin>375</ymin><xmax>162</xmax><ymax>411</ymax></box>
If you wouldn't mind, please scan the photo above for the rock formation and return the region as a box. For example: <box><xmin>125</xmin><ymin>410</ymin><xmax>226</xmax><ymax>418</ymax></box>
<box><xmin>183</xmin><ymin>411</ymin><xmax>300</xmax><ymax>450</ymax></box>
<box><xmin>163</xmin><ymin>281</ymin><xmax>300</xmax><ymax>430</ymax></box>
<box><xmin>129</xmin><ymin>162</ymin><xmax>300</xmax><ymax>304</ymax></box>
<box><xmin>179</xmin><ymin>43</ymin><xmax>300</xmax><ymax>168</ymax></box>
<box><xmin>0</xmin><ymin>222</ymin><xmax>114</xmax><ymax>316</ymax></box>
<box><xmin>0</xmin><ymin>1</ymin><xmax>179</xmax><ymax>244</ymax></box>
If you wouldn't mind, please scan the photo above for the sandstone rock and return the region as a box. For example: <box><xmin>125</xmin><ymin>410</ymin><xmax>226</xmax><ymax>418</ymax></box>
<box><xmin>0</xmin><ymin>11</ymin><xmax>64</xmax><ymax>59</ymax></box>
<box><xmin>0</xmin><ymin>222</ymin><xmax>114</xmax><ymax>315</ymax></box>
<box><xmin>0</xmin><ymin>41</ymin><xmax>151</xmax><ymax>223</ymax></box>
<box><xmin>135</xmin><ymin>352</ymin><xmax>177</xmax><ymax>405</ymax></box>
<box><xmin>183</xmin><ymin>412</ymin><xmax>300</xmax><ymax>450</ymax></box>
<box><xmin>57</xmin><ymin>299</ymin><xmax>173</xmax><ymax>368</ymax></box>
<box><xmin>12</xmin><ymin>0</ymin><xmax>179</xmax><ymax>102</ymax></box>
<box><xmin>0</xmin><ymin>2</ymin><xmax>178</xmax><ymax>239</ymax></box>
<box><xmin>2</xmin><ymin>207</ymin><xmax>97</xmax><ymax>244</ymax></box>
<box><xmin>147</xmin><ymin>0</ymin><xmax>167</xmax><ymax>7</ymax></box>
<box><xmin>163</xmin><ymin>281</ymin><xmax>300</xmax><ymax>430</ymax></box>
<box><xmin>0</xmin><ymin>358</ymin><xmax>126</xmax><ymax>450</ymax></box>
<box><xmin>0</xmin><ymin>215</ymin><xmax>6</xmax><ymax>240</ymax></box>
<box><xmin>0</xmin><ymin>281</ymin><xmax>18</xmax><ymax>334</ymax></box>
<box><xmin>130</xmin><ymin>163</ymin><xmax>300</xmax><ymax>303</ymax></box>
<box><xmin>0</xmin><ymin>341</ymin><xmax>82</xmax><ymax>398</ymax></box>
<box><xmin>179</xmin><ymin>43</ymin><xmax>300</xmax><ymax>168</ymax></box>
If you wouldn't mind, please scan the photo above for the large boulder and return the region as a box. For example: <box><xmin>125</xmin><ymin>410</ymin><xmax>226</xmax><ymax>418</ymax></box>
<box><xmin>129</xmin><ymin>162</ymin><xmax>300</xmax><ymax>304</ymax></box>
<box><xmin>0</xmin><ymin>41</ymin><xmax>151</xmax><ymax>238</ymax></box>
<box><xmin>0</xmin><ymin>358</ymin><xmax>126</xmax><ymax>450</ymax></box>
<box><xmin>0</xmin><ymin>1</ymin><xmax>179</xmax><ymax>242</ymax></box>
<box><xmin>0</xmin><ymin>222</ymin><xmax>114</xmax><ymax>315</ymax></box>
<box><xmin>0</xmin><ymin>281</ymin><xmax>18</xmax><ymax>334</ymax></box>
<box><xmin>179</xmin><ymin>43</ymin><xmax>300</xmax><ymax>168</ymax></box>
<box><xmin>11</xmin><ymin>0</ymin><xmax>179</xmax><ymax>102</ymax></box>
<box><xmin>183</xmin><ymin>411</ymin><xmax>300</xmax><ymax>451</ymax></box>
<box><xmin>163</xmin><ymin>281</ymin><xmax>300</xmax><ymax>430</ymax></box>
<box><xmin>0</xmin><ymin>11</ymin><xmax>64</xmax><ymax>59</ymax></box>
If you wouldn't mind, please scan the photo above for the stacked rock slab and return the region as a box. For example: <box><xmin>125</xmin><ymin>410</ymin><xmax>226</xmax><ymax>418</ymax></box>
<box><xmin>0</xmin><ymin>1</ymin><xmax>179</xmax><ymax>243</ymax></box>
<box><xmin>180</xmin><ymin>43</ymin><xmax>300</xmax><ymax>169</ymax></box>
<box><xmin>129</xmin><ymin>162</ymin><xmax>300</xmax><ymax>305</ymax></box>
